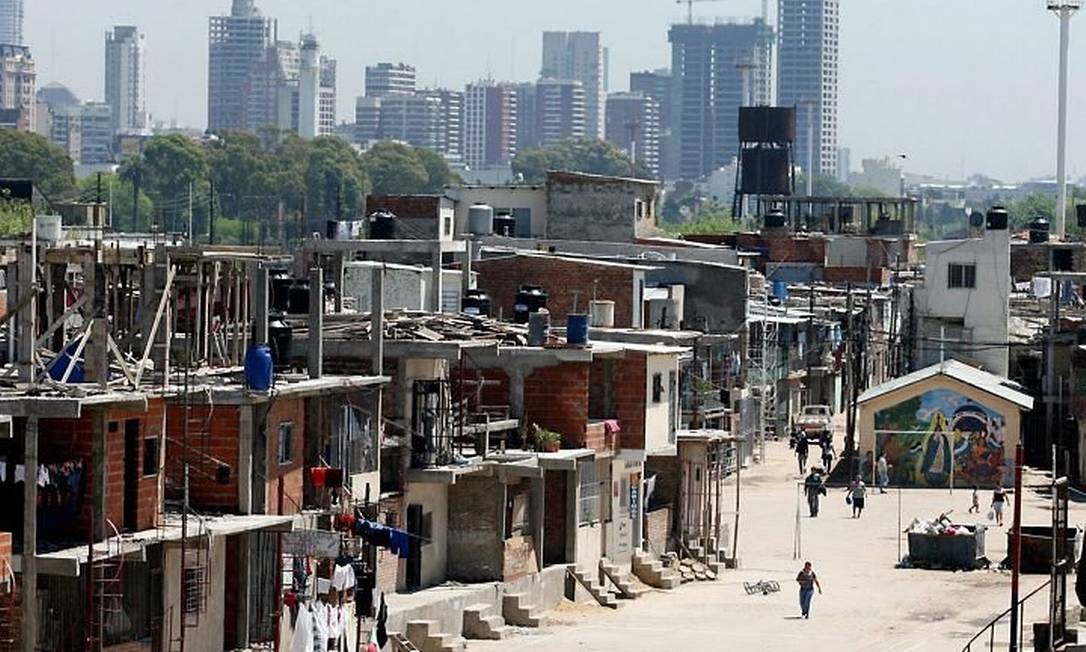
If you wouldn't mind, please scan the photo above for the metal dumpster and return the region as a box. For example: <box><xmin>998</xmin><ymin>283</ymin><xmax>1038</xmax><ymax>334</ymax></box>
<box><xmin>1008</xmin><ymin>526</ymin><xmax>1078</xmax><ymax>574</ymax></box>
<box><xmin>907</xmin><ymin>524</ymin><xmax>986</xmax><ymax>570</ymax></box>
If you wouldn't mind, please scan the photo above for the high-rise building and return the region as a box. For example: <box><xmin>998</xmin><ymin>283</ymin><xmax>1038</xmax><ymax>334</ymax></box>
<box><xmin>630</xmin><ymin>69</ymin><xmax>671</xmax><ymax>128</ymax></box>
<box><xmin>318</xmin><ymin>56</ymin><xmax>336</xmax><ymax>137</ymax></box>
<box><xmin>778</xmin><ymin>0</ymin><xmax>840</xmax><ymax>178</ymax></box>
<box><xmin>418</xmin><ymin>88</ymin><xmax>464</xmax><ymax>161</ymax></box>
<box><xmin>354</xmin><ymin>96</ymin><xmax>381</xmax><ymax>143</ymax></box>
<box><xmin>375</xmin><ymin>94</ymin><xmax>442</xmax><ymax>150</ymax></box>
<box><xmin>208</xmin><ymin>0</ymin><xmax>276</xmax><ymax>131</ymax></box>
<box><xmin>0</xmin><ymin>43</ymin><xmax>35</xmax><ymax>131</ymax></box>
<box><xmin>77</xmin><ymin>102</ymin><xmax>115</xmax><ymax>165</ymax></box>
<box><xmin>105</xmin><ymin>26</ymin><xmax>149</xmax><ymax>136</ymax></box>
<box><xmin>667</xmin><ymin>21</ymin><xmax>773</xmax><ymax>180</ymax></box>
<box><xmin>605</xmin><ymin>92</ymin><xmax>661</xmax><ymax>179</ymax></box>
<box><xmin>534</xmin><ymin>78</ymin><xmax>585</xmax><ymax>149</ymax></box>
<box><xmin>0</xmin><ymin>0</ymin><xmax>23</xmax><ymax>46</ymax></box>
<box><xmin>247</xmin><ymin>39</ymin><xmax>298</xmax><ymax>132</ymax></box>
<box><xmin>510</xmin><ymin>82</ymin><xmax>537</xmax><ymax>151</ymax></box>
<box><xmin>364</xmin><ymin>62</ymin><xmax>415</xmax><ymax>98</ymax></box>
<box><xmin>297</xmin><ymin>34</ymin><xmax>320</xmax><ymax>139</ymax></box>
<box><xmin>38</xmin><ymin>83</ymin><xmax>81</xmax><ymax>158</ymax></box>
<box><xmin>541</xmin><ymin>31</ymin><xmax>604</xmax><ymax>140</ymax></box>
<box><xmin>836</xmin><ymin>147</ymin><xmax>850</xmax><ymax>184</ymax></box>
<box><xmin>463</xmin><ymin>81</ymin><xmax>516</xmax><ymax>170</ymax></box>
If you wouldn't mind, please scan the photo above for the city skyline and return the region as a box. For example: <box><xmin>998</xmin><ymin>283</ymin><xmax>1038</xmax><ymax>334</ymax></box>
<box><xmin>15</xmin><ymin>0</ymin><xmax>1086</xmax><ymax>181</ymax></box>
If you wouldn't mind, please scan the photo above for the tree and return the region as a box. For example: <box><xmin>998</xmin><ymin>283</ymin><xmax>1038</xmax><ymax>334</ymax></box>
<box><xmin>140</xmin><ymin>134</ymin><xmax>209</xmax><ymax>231</ymax></box>
<box><xmin>1006</xmin><ymin>193</ymin><xmax>1056</xmax><ymax>229</ymax></box>
<box><xmin>0</xmin><ymin>129</ymin><xmax>76</xmax><ymax>198</ymax></box>
<box><xmin>665</xmin><ymin>201</ymin><xmax>740</xmax><ymax>236</ymax></box>
<box><xmin>304</xmin><ymin>136</ymin><xmax>368</xmax><ymax>225</ymax></box>
<box><xmin>77</xmin><ymin>173</ymin><xmax>153</xmax><ymax>232</ymax></box>
<box><xmin>512</xmin><ymin>138</ymin><xmax>648</xmax><ymax>183</ymax></box>
<box><xmin>795</xmin><ymin>172</ymin><xmax>851</xmax><ymax>197</ymax></box>
<box><xmin>362</xmin><ymin>141</ymin><xmax>429</xmax><ymax>195</ymax></box>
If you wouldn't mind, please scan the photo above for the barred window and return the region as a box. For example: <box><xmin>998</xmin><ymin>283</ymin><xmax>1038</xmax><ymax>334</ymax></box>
<box><xmin>578</xmin><ymin>460</ymin><xmax>600</xmax><ymax>525</ymax></box>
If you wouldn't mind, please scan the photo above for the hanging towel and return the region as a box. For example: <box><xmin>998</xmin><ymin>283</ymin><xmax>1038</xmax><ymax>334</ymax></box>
<box><xmin>291</xmin><ymin>602</ymin><xmax>314</xmax><ymax>652</ymax></box>
<box><xmin>389</xmin><ymin>529</ymin><xmax>411</xmax><ymax>559</ymax></box>
<box><xmin>332</xmin><ymin>562</ymin><xmax>356</xmax><ymax>593</ymax></box>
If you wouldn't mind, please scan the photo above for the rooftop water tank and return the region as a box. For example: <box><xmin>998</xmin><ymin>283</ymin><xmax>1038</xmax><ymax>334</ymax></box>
<box><xmin>467</xmin><ymin>203</ymin><xmax>494</xmax><ymax>236</ymax></box>
<box><xmin>514</xmin><ymin>285</ymin><xmax>548</xmax><ymax>324</ymax></box>
<box><xmin>494</xmin><ymin>211</ymin><xmax>517</xmax><ymax>237</ymax></box>
<box><xmin>589</xmin><ymin>300</ymin><xmax>615</xmax><ymax>328</ymax></box>
<box><xmin>986</xmin><ymin>206</ymin><xmax>1009</xmax><ymax>231</ymax></box>
<box><xmin>369</xmin><ymin>211</ymin><xmax>396</xmax><ymax>239</ymax></box>
<box><xmin>764</xmin><ymin>209</ymin><xmax>787</xmax><ymax>229</ymax></box>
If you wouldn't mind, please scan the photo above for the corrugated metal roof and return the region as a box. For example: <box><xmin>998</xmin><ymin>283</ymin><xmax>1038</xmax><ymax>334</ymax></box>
<box><xmin>857</xmin><ymin>360</ymin><xmax>1034</xmax><ymax>410</ymax></box>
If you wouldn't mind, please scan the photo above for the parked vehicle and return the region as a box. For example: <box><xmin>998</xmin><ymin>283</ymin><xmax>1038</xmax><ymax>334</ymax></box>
<box><xmin>797</xmin><ymin>405</ymin><xmax>833</xmax><ymax>441</ymax></box>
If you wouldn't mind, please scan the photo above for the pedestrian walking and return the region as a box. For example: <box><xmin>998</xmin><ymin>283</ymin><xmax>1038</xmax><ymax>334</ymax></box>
<box><xmin>991</xmin><ymin>485</ymin><xmax>1008</xmax><ymax>526</ymax></box>
<box><xmin>876</xmin><ymin>453</ymin><xmax>890</xmax><ymax>494</ymax></box>
<box><xmin>803</xmin><ymin>468</ymin><xmax>825</xmax><ymax>517</ymax></box>
<box><xmin>795</xmin><ymin>561</ymin><xmax>822</xmax><ymax>618</ymax></box>
<box><xmin>820</xmin><ymin>436</ymin><xmax>834</xmax><ymax>473</ymax></box>
<box><xmin>968</xmin><ymin>485</ymin><xmax>980</xmax><ymax>514</ymax></box>
<box><xmin>795</xmin><ymin>435</ymin><xmax>809</xmax><ymax>475</ymax></box>
<box><xmin>847</xmin><ymin>475</ymin><xmax>867</xmax><ymax>518</ymax></box>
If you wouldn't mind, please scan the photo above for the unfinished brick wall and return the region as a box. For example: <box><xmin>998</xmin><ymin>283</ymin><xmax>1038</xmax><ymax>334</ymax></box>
<box><xmin>264</xmin><ymin>396</ymin><xmax>306</xmax><ymax>516</ymax></box>
<box><xmin>447</xmin><ymin>475</ymin><xmax>502</xmax><ymax>583</ymax></box>
<box><xmin>822</xmin><ymin>266</ymin><xmax>890</xmax><ymax>285</ymax></box>
<box><xmin>38</xmin><ymin>398</ymin><xmax>166</xmax><ymax>537</ymax></box>
<box><xmin>522</xmin><ymin>362</ymin><xmax>590</xmax><ymax>448</ymax></box>
<box><xmin>612</xmin><ymin>353</ymin><xmax>647</xmax><ymax>450</ymax></box>
<box><xmin>165</xmin><ymin>404</ymin><xmax>242</xmax><ymax>513</ymax></box>
<box><xmin>473</xmin><ymin>255</ymin><xmax>636</xmax><ymax>326</ymax></box>
<box><xmin>376</xmin><ymin>494</ymin><xmax>402</xmax><ymax>592</ymax></box>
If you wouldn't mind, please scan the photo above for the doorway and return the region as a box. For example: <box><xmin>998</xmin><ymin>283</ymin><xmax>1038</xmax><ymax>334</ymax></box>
<box><xmin>123</xmin><ymin>419</ymin><xmax>140</xmax><ymax>531</ymax></box>
<box><xmin>406</xmin><ymin>504</ymin><xmax>423</xmax><ymax>590</ymax></box>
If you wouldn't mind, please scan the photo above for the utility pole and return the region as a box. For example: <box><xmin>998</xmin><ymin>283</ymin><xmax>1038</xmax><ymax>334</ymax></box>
<box><xmin>804</xmin><ymin>99</ymin><xmax>817</xmax><ymax>196</ymax></box>
<box><xmin>1009</xmin><ymin>443</ymin><xmax>1025</xmax><ymax>652</ymax></box>
<box><xmin>844</xmin><ymin>283</ymin><xmax>854</xmax><ymax>474</ymax></box>
<box><xmin>807</xmin><ymin>287</ymin><xmax>815</xmax><ymax>405</ymax></box>
<box><xmin>187</xmin><ymin>182</ymin><xmax>194</xmax><ymax>246</ymax></box>
<box><xmin>208</xmin><ymin>179</ymin><xmax>216</xmax><ymax>245</ymax></box>
<box><xmin>1049</xmin><ymin>2</ymin><xmax>1081</xmax><ymax>239</ymax></box>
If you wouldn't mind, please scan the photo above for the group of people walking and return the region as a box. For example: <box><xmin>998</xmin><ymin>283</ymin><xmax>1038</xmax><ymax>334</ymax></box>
<box><xmin>791</xmin><ymin>427</ymin><xmax>835</xmax><ymax>476</ymax></box>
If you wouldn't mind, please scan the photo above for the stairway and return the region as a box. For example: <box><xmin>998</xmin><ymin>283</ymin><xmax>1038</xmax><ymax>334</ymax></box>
<box><xmin>389</xmin><ymin>632</ymin><xmax>421</xmax><ymax>652</ymax></box>
<box><xmin>502</xmin><ymin>593</ymin><xmax>546</xmax><ymax>628</ymax></box>
<box><xmin>568</xmin><ymin>566</ymin><xmax>622</xmax><ymax>609</ymax></box>
<box><xmin>631</xmin><ymin>550</ymin><xmax>682</xmax><ymax>589</ymax></box>
<box><xmin>405</xmin><ymin>620</ymin><xmax>465</xmax><ymax>652</ymax></box>
<box><xmin>599</xmin><ymin>559</ymin><xmax>649</xmax><ymax>600</ymax></box>
<box><xmin>462</xmin><ymin>603</ymin><xmax>511</xmax><ymax>640</ymax></box>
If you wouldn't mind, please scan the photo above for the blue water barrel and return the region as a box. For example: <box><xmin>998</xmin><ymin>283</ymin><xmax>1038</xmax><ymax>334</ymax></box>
<box><xmin>772</xmin><ymin>280</ymin><xmax>789</xmax><ymax>302</ymax></box>
<box><xmin>244</xmin><ymin>344</ymin><xmax>274</xmax><ymax>391</ymax></box>
<box><xmin>566</xmin><ymin>314</ymin><xmax>589</xmax><ymax>347</ymax></box>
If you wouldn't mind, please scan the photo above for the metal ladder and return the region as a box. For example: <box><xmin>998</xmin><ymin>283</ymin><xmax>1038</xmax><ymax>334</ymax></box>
<box><xmin>88</xmin><ymin>519</ymin><xmax>126</xmax><ymax>649</ymax></box>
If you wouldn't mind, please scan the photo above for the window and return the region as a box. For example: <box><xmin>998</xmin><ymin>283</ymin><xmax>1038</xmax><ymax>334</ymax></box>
<box><xmin>183</xmin><ymin>565</ymin><xmax>206</xmax><ymax>614</ymax></box>
<box><xmin>277</xmin><ymin>422</ymin><xmax>294</xmax><ymax>465</ymax></box>
<box><xmin>143</xmin><ymin>436</ymin><xmax>159</xmax><ymax>476</ymax></box>
<box><xmin>578</xmin><ymin>460</ymin><xmax>600</xmax><ymax>525</ymax></box>
<box><xmin>947</xmin><ymin>263</ymin><xmax>976</xmax><ymax>289</ymax></box>
<box><xmin>652</xmin><ymin>373</ymin><xmax>664</xmax><ymax>403</ymax></box>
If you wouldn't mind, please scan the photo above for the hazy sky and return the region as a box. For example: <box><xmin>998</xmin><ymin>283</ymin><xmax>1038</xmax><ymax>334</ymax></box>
<box><xmin>22</xmin><ymin>0</ymin><xmax>1083</xmax><ymax>182</ymax></box>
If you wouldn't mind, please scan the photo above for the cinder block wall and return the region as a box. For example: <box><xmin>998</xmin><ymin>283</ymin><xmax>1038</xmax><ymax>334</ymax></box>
<box><xmin>523</xmin><ymin>362</ymin><xmax>591</xmax><ymax>448</ymax></box>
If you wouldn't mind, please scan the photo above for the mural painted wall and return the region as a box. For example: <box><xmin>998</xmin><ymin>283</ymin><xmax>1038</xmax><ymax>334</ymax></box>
<box><xmin>874</xmin><ymin>389</ymin><xmax>1006</xmax><ymax>488</ymax></box>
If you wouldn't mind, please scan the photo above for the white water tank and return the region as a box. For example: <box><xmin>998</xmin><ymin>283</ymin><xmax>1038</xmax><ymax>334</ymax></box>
<box><xmin>35</xmin><ymin>215</ymin><xmax>62</xmax><ymax>242</ymax></box>
<box><xmin>467</xmin><ymin>203</ymin><xmax>494</xmax><ymax>235</ymax></box>
<box><xmin>590</xmin><ymin>300</ymin><xmax>615</xmax><ymax>328</ymax></box>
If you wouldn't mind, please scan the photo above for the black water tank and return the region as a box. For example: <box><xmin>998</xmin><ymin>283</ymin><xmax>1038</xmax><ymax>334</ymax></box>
<box><xmin>369</xmin><ymin>211</ymin><xmax>396</xmax><ymax>239</ymax></box>
<box><xmin>494</xmin><ymin>213</ymin><xmax>516</xmax><ymax>237</ymax></box>
<box><xmin>986</xmin><ymin>206</ymin><xmax>1009</xmax><ymax>230</ymax></box>
<box><xmin>1077</xmin><ymin>204</ymin><xmax>1086</xmax><ymax>229</ymax></box>
<box><xmin>462</xmin><ymin>289</ymin><xmax>492</xmax><ymax>318</ymax></box>
<box><xmin>287</xmin><ymin>279</ymin><xmax>310</xmax><ymax>314</ymax></box>
<box><xmin>268</xmin><ymin>317</ymin><xmax>293</xmax><ymax>371</ymax></box>
<box><xmin>513</xmin><ymin>285</ymin><xmax>547</xmax><ymax>324</ymax></box>
<box><xmin>1029</xmin><ymin>218</ymin><xmax>1050</xmax><ymax>244</ymax></box>
<box><xmin>764</xmin><ymin>209</ymin><xmax>787</xmax><ymax>228</ymax></box>
<box><xmin>269</xmin><ymin>268</ymin><xmax>292</xmax><ymax>313</ymax></box>
<box><xmin>968</xmin><ymin>211</ymin><xmax>985</xmax><ymax>228</ymax></box>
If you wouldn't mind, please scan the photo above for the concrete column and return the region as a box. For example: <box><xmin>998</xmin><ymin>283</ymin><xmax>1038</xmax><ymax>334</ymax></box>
<box><xmin>49</xmin><ymin>264</ymin><xmax>65</xmax><ymax>352</ymax></box>
<box><xmin>92</xmin><ymin>411</ymin><xmax>107</xmax><ymax>541</ymax></box>
<box><xmin>430</xmin><ymin>245</ymin><xmax>443</xmax><ymax>313</ymax></box>
<box><xmin>308</xmin><ymin>267</ymin><xmax>323</xmax><ymax>379</ymax></box>
<box><xmin>371</xmin><ymin>266</ymin><xmax>384</xmax><ymax>375</ymax></box>
<box><xmin>234</xmin><ymin>533</ymin><xmax>252</xmax><ymax>649</ymax></box>
<box><xmin>20</xmin><ymin>417</ymin><xmax>38</xmax><ymax>652</ymax></box>
<box><xmin>509</xmin><ymin>367</ymin><xmax>525</xmax><ymax>419</ymax></box>
<box><xmin>461</xmin><ymin>240</ymin><xmax>473</xmax><ymax>296</ymax></box>
<box><xmin>332</xmin><ymin>254</ymin><xmax>346</xmax><ymax>313</ymax></box>
<box><xmin>238</xmin><ymin>406</ymin><xmax>253</xmax><ymax>515</ymax></box>
<box><xmin>16</xmin><ymin>249</ymin><xmax>35</xmax><ymax>383</ymax></box>
<box><xmin>566</xmin><ymin>468</ymin><xmax>579</xmax><ymax>564</ymax></box>
<box><xmin>86</xmin><ymin>318</ymin><xmax>110</xmax><ymax>388</ymax></box>
<box><xmin>530</xmin><ymin>474</ymin><xmax>544</xmax><ymax>573</ymax></box>
<box><xmin>252</xmin><ymin>265</ymin><xmax>269</xmax><ymax>346</ymax></box>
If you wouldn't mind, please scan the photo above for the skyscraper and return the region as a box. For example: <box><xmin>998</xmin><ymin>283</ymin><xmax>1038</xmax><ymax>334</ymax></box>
<box><xmin>0</xmin><ymin>0</ymin><xmax>23</xmax><ymax>46</ymax></box>
<box><xmin>606</xmin><ymin>92</ymin><xmax>661</xmax><ymax>179</ymax></box>
<box><xmin>778</xmin><ymin>0</ymin><xmax>840</xmax><ymax>179</ymax></box>
<box><xmin>0</xmin><ymin>43</ymin><xmax>35</xmax><ymax>131</ymax></box>
<box><xmin>541</xmin><ymin>31</ymin><xmax>604</xmax><ymax>140</ymax></box>
<box><xmin>364</xmin><ymin>62</ymin><xmax>415</xmax><ymax>98</ymax></box>
<box><xmin>667</xmin><ymin>21</ymin><xmax>773</xmax><ymax>180</ymax></box>
<box><xmin>208</xmin><ymin>0</ymin><xmax>276</xmax><ymax>131</ymax></box>
<box><xmin>105</xmin><ymin>26</ymin><xmax>148</xmax><ymax>136</ymax></box>
<box><xmin>463</xmin><ymin>81</ymin><xmax>516</xmax><ymax>170</ymax></box>
<box><xmin>418</xmin><ymin>88</ymin><xmax>464</xmax><ymax>161</ymax></box>
<box><xmin>297</xmin><ymin>34</ymin><xmax>320</xmax><ymax>139</ymax></box>
<box><xmin>247</xmin><ymin>39</ymin><xmax>298</xmax><ymax>132</ymax></box>
<box><xmin>534</xmin><ymin>78</ymin><xmax>586</xmax><ymax>149</ymax></box>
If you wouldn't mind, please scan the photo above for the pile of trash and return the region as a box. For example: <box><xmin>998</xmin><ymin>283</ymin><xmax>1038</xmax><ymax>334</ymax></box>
<box><xmin>905</xmin><ymin>512</ymin><xmax>971</xmax><ymax>536</ymax></box>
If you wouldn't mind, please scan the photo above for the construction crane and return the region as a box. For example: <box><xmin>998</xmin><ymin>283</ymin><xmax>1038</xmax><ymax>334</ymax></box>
<box><xmin>675</xmin><ymin>0</ymin><xmax>769</xmax><ymax>25</ymax></box>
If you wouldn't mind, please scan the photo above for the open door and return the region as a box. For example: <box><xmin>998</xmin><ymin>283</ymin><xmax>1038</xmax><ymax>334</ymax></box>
<box><xmin>123</xmin><ymin>419</ymin><xmax>140</xmax><ymax>531</ymax></box>
<box><xmin>406</xmin><ymin>504</ymin><xmax>423</xmax><ymax>590</ymax></box>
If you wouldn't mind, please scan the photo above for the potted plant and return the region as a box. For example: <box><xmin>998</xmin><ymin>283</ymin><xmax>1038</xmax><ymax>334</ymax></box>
<box><xmin>537</xmin><ymin>428</ymin><xmax>562</xmax><ymax>453</ymax></box>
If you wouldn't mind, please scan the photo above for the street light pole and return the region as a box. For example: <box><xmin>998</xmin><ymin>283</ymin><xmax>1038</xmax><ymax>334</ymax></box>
<box><xmin>804</xmin><ymin>99</ymin><xmax>816</xmax><ymax>196</ymax></box>
<box><xmin>1049</xmin><ymin>1</ymin><xmax>1081</xmax><ymax>239</ymax></box>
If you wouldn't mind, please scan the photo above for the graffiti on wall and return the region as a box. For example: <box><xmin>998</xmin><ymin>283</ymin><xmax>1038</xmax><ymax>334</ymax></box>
<box><xmin>874</xmin><ymin>388</ymin><xmax>1006</xmax><ymax>487</ymax></box>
